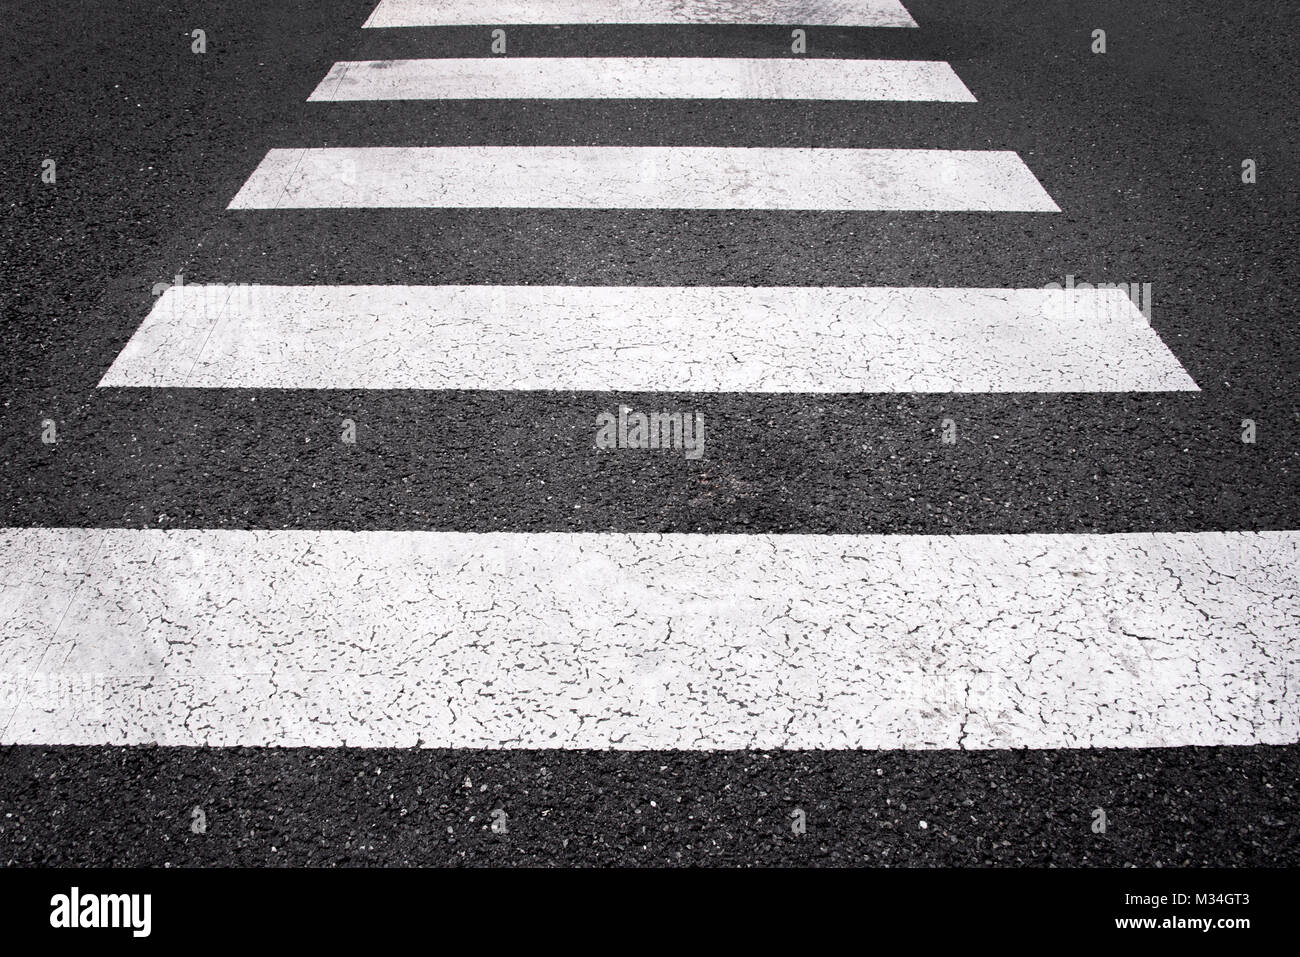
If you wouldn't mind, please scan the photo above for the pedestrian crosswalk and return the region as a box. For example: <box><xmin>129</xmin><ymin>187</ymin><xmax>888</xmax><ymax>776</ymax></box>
<box><xmin>101</xmin><ymin>285</ymin><xmax>1195</xmax><ymax>392</ymax></box>
<box><xmin>2</xmin><ymin>0</ymin><xmax>1294</xmax><ymax>754</ymax></box>
<box><xmin>308</xmin><ymin>58</ymin><xmax>976</xmax><ymax>102</ymax></box>
<box><xmin>2</xmin><ymin>527</ymin><xmax>1295</xmax><ymax>749</ymax></box>
<box><xmin>228</xmin><ymin>147</ymin><xmax>1061</xmax><ymax>211</ymax></box>
<box><xmin>362</xmin><ymin>0</ymin><xmax>919</xmax><ymax>28</ymax></box>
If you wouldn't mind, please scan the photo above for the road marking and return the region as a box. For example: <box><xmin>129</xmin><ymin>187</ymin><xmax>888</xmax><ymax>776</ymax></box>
<box><xmin>228</xmin><ymin>146</ymin><xmax>1059</xmax><ymax>211</ymax></box>
<box><xmin>362</xmin><ymin>0</ymin><xmax>918</xmax><ymax>28</ymax></box>
<box><xmin>99</xmin><ymin>284</ymin><xmax>1196</xmax><ymax>392</ymax></box>
<box><xmin>2</xmin><ymin>528</ymin><xmax>1294</xmax><ymax>749</ymax></box>
<box><xmin>308</xmin><ymin>57</ymin><xmax>975</xmax><ymax>102</ymax></box>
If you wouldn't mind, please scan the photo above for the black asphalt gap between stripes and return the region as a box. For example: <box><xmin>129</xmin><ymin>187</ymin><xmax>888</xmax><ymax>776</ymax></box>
<box><xmin>0</xmin><ymin>0</ymin><xmax>1297</xmax><ymax>866</ymax></box>
<box><xmin>2</xmin><ymin>745</ymin><xmax>1296</xmax><ymax>867</ymax></box>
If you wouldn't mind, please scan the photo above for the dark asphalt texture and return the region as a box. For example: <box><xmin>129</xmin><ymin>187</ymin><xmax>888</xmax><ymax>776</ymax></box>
<box><xmin>2</xmin><ymin>745</ymin><xmax>1296</xmax><ymax>866</ymax></box>
<box><xmin>0</xmin><ymin>0</ymin><xmax>1297</xmax><ymax>865</ymax></box>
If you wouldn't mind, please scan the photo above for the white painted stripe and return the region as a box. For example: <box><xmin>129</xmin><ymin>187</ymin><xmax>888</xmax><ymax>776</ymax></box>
<box><xmin>1</xmin><ymin>528</ymin><xmax>1294</xmax><ymax>749</ymax></box>
<box><xmin>226</xmin><ymin>147</ymin><xmax>1061</xmax><ymax>212</ymax></box>
<box><xmin>99</xmin><ymin>285</ymin><xmax>1197</xmax><ymax>392</ymax></box>
<box><xmin>308</xmin><ymin>58</ymin><xmax>975</xmax><ymax>102</ymax></box>
<box><xmin>363</xmin><ymin>0</ymin><xmax>918</xmax><ymax>28</ymax></box>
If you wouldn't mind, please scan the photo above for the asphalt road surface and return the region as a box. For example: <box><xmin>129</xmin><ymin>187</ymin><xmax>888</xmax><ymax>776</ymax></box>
<box><xmin>0</xmin><ymin>0</ymin><xmax>1297</xmax><ymax>866</ymax></box>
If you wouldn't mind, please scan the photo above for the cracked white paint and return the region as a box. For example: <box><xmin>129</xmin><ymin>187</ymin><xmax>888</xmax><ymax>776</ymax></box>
<box><xmin>99</xmin><ymin>284</ymin><xmax>1197</xmax><ymax>391</ymax></box>
<box><xmin>308</xmin><ymin>58</ymin><xmax>974</xmax><ymax>102</ymax></box>
<box><xmin>226</xmin><ymin>147</ymin><xmax>1060</xmax><ymax>212</ymax></box>
<box><xmin>0</xmin><ymin>528</ymin><xmax>1295</xmax><ymax>749</ymax></box>
<box><xmin>362</xmin><ymin>0</ymin><xmax>918</xmax><ymax>28</ymax></box>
